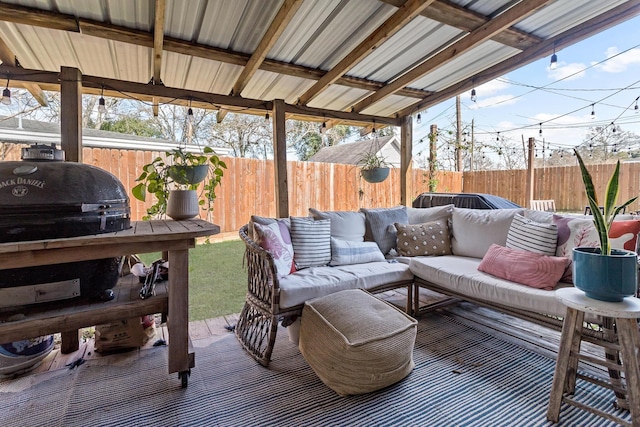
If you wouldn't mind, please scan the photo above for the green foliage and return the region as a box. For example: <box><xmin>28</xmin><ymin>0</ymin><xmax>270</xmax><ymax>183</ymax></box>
<box><xmin>138</xmin><ymin>240</ymin><xmax>247</xmax><ymax>320</ymax></box>
<box><xmin>100</xmin><ymin>116</ymin><xmax>163</xmax><ymax>138</ymax></box>
<box><xmin>574</xmin><ymin>149</ymin><xmax>637</xmax><ymax>255</ymax></box>
<box><xmin>357</xmin><ymin>151</ymin><xmax>390</xmax><ymax>171</ymax></box>
<box><xmin>132</xmin><ymin>147</ymin><xmax>227</xmax><ymax>220</ymax></box>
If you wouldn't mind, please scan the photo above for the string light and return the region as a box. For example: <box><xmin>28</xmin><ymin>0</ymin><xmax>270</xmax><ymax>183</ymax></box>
<box><xmin>496</xmin><ymin>132</ymin><xmax>500</xmax><ymax>141</ymax></box>
<box><xmin>539</xmin><ymin>123</ymin><xmax>542</xmax><ymax>135</ymax></box>
<box><xmin>635</xmin><ymin>97</ymin><xmax>639</xmax><ymax>113</ymax></box>
<box><xmin>549</xmin><ymin>46</ymin><xmax>558</xmax><ymax>70</ymax></box>
<box><xmin>187</xmin><ymin>99</ymin><xmax>194</xmax><ymax>124</ymax></box>
<box><xmin>591</xmin><ymin>103</ymin><xmax>596</xmax><ymax>120</ymax></box>
<box><xmin>320</xmin><ymin>121</ymin><xmax>327</xmax><ymax>134</ymax></box>
<box><xmin>98</xmin><ymin>85</ymin><xmax>106</xmax><ymax>114</ymax></box>
<box><xmin>416</xmin><ymin>113</ymin><xmax>422</xmax><ymax>124</ymax></box>
<box><xmin>470</xmin><ymin>88</ymin><xmax>477</xmax><ymax>102</ymax></box>
<box><xmin>1</xmin><ymin>78</ymin><xmax>11</xmax><ymax>106</ymax></box>
<box><xmin>611</xmin><ymin>122</ymin><xmax>616</xmax><ymax>133</ymax></box>
<box><xmin>265</xmin><ymin>112</ymin><xmax>270</xmax><ymax>121</ymax></box>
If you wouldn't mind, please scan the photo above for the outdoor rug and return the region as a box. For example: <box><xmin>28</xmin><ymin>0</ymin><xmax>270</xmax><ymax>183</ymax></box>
<box><xmin>0</xmin><ymin>313</ymin><xmax>632</xmax><ymax>427</ymax></box>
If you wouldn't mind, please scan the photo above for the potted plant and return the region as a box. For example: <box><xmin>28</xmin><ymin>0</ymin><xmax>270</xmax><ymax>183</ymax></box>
<box><xmin>358</xmin><ymin>151</ymin><xmax>391</xmax><ymax>183</ymax></box>
<box><xmin>573</xmin><ymin>149</ymin><xmax>638</xmax><ymax>302</ymax></box>
<box><xmin>132</xmin><ymin>147</ymin><xmax>227</xmax><ymax>220</ymax></box>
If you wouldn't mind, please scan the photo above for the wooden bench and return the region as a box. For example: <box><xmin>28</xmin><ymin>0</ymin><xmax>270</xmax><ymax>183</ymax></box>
<box><xmin>530</xmin><ymin>199</ymin><xmax>556</xmax><ymax>212</ymax></box>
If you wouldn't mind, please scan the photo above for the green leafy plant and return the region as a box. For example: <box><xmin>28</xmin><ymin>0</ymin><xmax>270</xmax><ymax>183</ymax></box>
<box><xmin>574</xmin><ymin>149</ymin><xmax>637</xmax><ymax>255</ymax></box>
<box><xmin>357</xmin><ymin>151</ymin><xmax>391</xmax><ymax>171</ymax></box>
<box><xmin>132</xmin><ymin>147</ymin><xmax>227</xmax><ymax>220</ymax></box>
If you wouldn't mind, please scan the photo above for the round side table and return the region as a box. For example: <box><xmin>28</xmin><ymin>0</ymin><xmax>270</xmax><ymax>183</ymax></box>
<box><xmin>547</xmin><ymin>287</ymin><xmax>640</xmax><ymax>425</ymax></box>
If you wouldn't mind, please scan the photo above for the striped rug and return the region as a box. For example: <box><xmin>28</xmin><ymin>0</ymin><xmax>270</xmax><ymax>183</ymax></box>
<box><xmin>0</xmin><ymin>313</ymin><xmax>632</xmax><ymax>426</ymax></box>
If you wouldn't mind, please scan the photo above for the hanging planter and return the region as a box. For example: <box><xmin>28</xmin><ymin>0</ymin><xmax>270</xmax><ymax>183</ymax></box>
<box><xmin>361</xmin><ymin>167</ymin><xmax>390</xmax><ymax>183</ymax></box>
<box><xmin>168</xmin><ymin>164</ymin><xmax>209</xmax><ymax>185</ymax></box>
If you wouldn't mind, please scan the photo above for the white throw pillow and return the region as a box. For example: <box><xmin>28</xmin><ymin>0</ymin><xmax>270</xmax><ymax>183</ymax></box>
<box><xmin>253</xmin><ymin>221</ymin><xmax>294</xmax><ymax>279</ymax></box>
<box><xmin>308</xmin><ymin>208</ymin><xmax>366</xmax><ymax>242</ymax></box>
<box><xmin>329</xmin><ymin>237</ymin><xmax>385</xmax><ymax>266</ymax></box>
<box><xmin>407</xmin><ymin>204</ymin><xmax>454</xmax><ymax>224</ymax></box>
<box><xmin>506</xmin><ymin>213</ymin><xmax>558</xmax><ymax>256</ymax></box>
<box><xmin>450</xmin><ymin>208</ymin><xmax>523</xmax><ymax>258</ymax></box>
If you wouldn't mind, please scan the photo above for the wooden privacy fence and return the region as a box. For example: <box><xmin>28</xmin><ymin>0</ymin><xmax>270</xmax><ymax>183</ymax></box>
<box><xmin>6</xmin><ymin>144</ymin><xmax>639</xmax><ymax>232</ymax></box>
<box><xmin>464</xmin><ymin>163</ymin><xmax>640</xmax><ymax>213</ymax></box>
<box><xmin>78</xmin><ymin>147</ymin><xmax>462</xmax><ymax>233</ymax></box>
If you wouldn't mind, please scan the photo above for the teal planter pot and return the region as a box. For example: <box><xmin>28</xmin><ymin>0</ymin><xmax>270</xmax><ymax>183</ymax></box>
<box><xmin>572</xmin><ymin>247</ymin><xmax>638</xmax><ymax>302</ymax></box>
<box><xmin>361</xmin><ymin>167</ymin><xmax>389</xmax><ymax>183</ymax></box>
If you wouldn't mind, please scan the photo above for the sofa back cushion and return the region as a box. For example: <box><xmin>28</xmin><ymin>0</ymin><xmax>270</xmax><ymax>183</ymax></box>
<box><xmin>309</xmin><ymin>208</ymin><xmax>366</xmax><ymax>242</ymax></box>
<box><xmin>450</xmin><ymin>208</ymin><xmax>523</xmax><ymax>258</ymax></box>
<box><xmin>407</xmin><ymin>204</ymin><xmax>454</xmax><ymax>224</ymax></box>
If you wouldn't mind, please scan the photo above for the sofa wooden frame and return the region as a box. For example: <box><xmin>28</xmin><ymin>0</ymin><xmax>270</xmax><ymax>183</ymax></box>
<box><xmin>235</xmin><ymin>224</ymin><xmax>414</xmax><ymax>367</ymax></box>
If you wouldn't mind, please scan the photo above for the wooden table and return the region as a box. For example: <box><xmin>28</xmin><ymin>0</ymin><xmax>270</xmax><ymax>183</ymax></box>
<box><xmin>0</xmin><ymin>219</ymin><xmax>220</xmax><ymax>387</ymax></box>
<box><xmin>547</xmin><ymin>288</ymin><xmax>640</xmax><ymax>426</ymax></box>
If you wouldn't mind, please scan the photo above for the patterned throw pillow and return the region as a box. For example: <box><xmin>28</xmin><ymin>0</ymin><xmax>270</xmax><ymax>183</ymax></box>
<box><xmin>360</xmin><ymin>206</ymin><xmax>408</xmax><ymax>255</ymax></box>
<box><xmin>506</xmin><ymin>213</ymin><xmax>558</xmax><ymax>256</ymax></box>
<box><xmin>329</xmin><ymin>237</ymin><xmax>385</xmax><ymax>266</ymax></box>
<box><xmin>478</xmin><ymin>244</ymin><xmax>569</xmax><ymax>290</ymax></box>
<box><xmin>290</xmin><ymin>217</ymin><xmax>331</xmax><ymax>269</ymax></box>
<box><xmin>610</xmin><ymin>220</ymin><xmax>640</xmax><ymax>251</ymax></box>
<box><xmin>253</xmin><ymin>221</ymin><xmax>295</xmax><ymax>279</ymax></box>
<box><xmin>553</xmin><ymin>215</ymin><xmax>599</xmax><ymax>283</ymax></box>
<box><xmin>395</xmin><ymin>221</ymin><xmax>452</xmax><ymax>257</ymax></box>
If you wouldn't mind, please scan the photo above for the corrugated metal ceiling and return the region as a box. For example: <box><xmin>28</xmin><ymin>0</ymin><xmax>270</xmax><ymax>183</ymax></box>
<box><xmin>0</xmin><ymin>0</ymin><xmax>637</xmax><ymax>123</ymax></box>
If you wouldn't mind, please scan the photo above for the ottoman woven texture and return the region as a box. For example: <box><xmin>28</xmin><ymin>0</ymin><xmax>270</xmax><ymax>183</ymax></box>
<box><xmin>299</xmin><ymin>289</ymin><xmax>417</xmax><ymax>396</ymax></box>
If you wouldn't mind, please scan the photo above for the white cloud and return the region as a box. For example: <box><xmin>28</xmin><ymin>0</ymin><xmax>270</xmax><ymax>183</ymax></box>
<box><xmin>547</xmin><ymin>62</ymin><xmax>587</xmax><ymax>81</ymax></box>
<box><xmin>594</xmin><ymin>46</ymin><xmax>640</xmax><ymax>73</ymax></box>
<box><xmin>476</xmin><ymin>79</ymin><xmax>510</xmax><ymax>96</ymax></box>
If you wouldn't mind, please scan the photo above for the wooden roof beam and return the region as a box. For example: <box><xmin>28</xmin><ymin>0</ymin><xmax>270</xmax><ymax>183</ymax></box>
<box><xmin>380</xmin><ymin>0</ymin><xmax>542</xmax><ymax>50</ymax></box>
<box><xmin>0</xmin><ymin>3</ymin><xmax>431</xmax><ymax>101</ymax></box>
<box><xmin>397</xmin><ymin>0</ymin><xmax>640</xmax><ymax>117</ymax></box>
<box><xmin>0</xmin><ymin>37</ymin><xmax>48</xmax><ymax>106</ymax></box>
<box><xmin>216</xmin><ymin>108</ymin><xmax>229</xmax><ymax>123</ymax></box>
<box><xmin>351</xmin><ymin>0</ymin><xmax>553</xmax><ymax>113</ymax></box>
<box><xmin>231</xmin><ymin>0</ymin><xmax>302</xmax><ymax>97</ymax></box>
<box><xmin>296</xmin><ymin>0</ymin><xmax>436</xmax><ymax>106</ymax></box>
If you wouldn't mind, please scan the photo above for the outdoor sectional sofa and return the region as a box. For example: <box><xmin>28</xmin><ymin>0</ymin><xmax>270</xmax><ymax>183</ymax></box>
<box><xmin>235</xmin><ymin>204</ymin><xmax>640</xmax><ymax>367</ymax></box>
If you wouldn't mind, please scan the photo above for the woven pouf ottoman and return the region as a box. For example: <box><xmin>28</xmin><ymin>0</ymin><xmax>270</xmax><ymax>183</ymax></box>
<box><xmin>299</xmin><ymin>289</ymin><xmax>418</xmax><ymax>396</ymax></box>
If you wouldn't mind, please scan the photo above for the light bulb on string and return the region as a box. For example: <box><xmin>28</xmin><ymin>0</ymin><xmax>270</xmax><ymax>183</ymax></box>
<box><xmin>591</xmin><ymin>104</ymin><xmax>596</xmax><ymax>120</ymax></box>
<box><xmin>635</xmin><ymin>97</ymin><xmax>639</xmax><ymax>113</ymax></box>
<box><xmin>549</xmin><ymin>46</ymin><xmax>558</xmax><ymax>70</ymax></box>
<box><xmin>187</xmin><ymin>99</ymin><xmax>194</xmax><ymax>124</ymax></box>
<box><xmin>265</xmin><ymin>112</ymin><xmax>270</xmax><ymax>122</ymax></box>
<box><xmin>98</xmin><ymin>86</ymin><xmax>106</xmax><ymax>114</ymax></box>
<box><xmin>539</xmin><ymin>123</ymin><xmax>542</xmax><ymax>135</ymax></box>
<box><xmin>496</xmin><ymin>132</ymin><xmax>500</xmax><ymax>141</ymax></box>
<box><xmin>611</xmin><ymin>122</ymin><xmax>616</xmax><ymax>133</ymax></box>
<box><xmin>470</xmin><ymin>88</ymin><xmax>477</xmax><ymax>103</ymax></box>
<box><xmin>1</xmin><ymin>78</ymin><xmax>11</xmax><ymax>106</ymax></box>
<box><xmin>416</xmin><ymin>113</ymin><xmax>421</xmax><ymax>124</ymax></box>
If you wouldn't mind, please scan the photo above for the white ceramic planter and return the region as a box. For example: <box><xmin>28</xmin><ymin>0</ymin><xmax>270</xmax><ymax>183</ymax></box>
<box><xmin>167</xmin><ymin>190</ymin><xmax>199</xmax><ymax>220</ymax></box>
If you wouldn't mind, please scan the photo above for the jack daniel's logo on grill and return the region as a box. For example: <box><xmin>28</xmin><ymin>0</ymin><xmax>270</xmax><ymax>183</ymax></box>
<box><xmin>0</xmin><ymin>177</ymin><xmax>46</xmax><ymax>197</ymax></box>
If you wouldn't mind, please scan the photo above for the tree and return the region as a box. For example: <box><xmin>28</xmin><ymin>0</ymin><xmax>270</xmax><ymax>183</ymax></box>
<box><xmin>206</xmin><ymin>112</ymin><xmax>272</xmax><ymax>158</ymax></box>
<box><xmin>100</xmin><ymin>116</ymin><xmax>163</xmax><ymax>137</ymax></box>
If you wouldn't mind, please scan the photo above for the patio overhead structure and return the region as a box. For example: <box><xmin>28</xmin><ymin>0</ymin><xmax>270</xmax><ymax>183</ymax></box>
<box><xmin>0</xmin><ymin>0</ymin><xmax>638</xmax><ymax>216</ymax></box>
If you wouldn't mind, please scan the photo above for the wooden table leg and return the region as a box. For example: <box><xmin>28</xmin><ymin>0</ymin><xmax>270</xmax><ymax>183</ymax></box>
<box><xmin>60</xmin><ymin>330</ymin><xmax>80</xmax><ymax>354</ymax></box>
<box><xmin>547</xmin><ymin>307</ymin><xmax>582</xmax><ymax>422</ymax></box>
<box><xmin>616</xmin><ymin>318</ymin><xmax>640</xmax><ymax>425</ymax></box>
<box><xmin>167</xmin><ymin>248</ymin><xmax>194</xmax><ymax>379</ymax></box>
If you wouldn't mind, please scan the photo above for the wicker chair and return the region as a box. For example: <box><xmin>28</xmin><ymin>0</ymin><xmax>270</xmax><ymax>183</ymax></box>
<box><xmin>235</xmin><ymin>224</ymin><xmax>414</xmax><ymax>367</ymax></box>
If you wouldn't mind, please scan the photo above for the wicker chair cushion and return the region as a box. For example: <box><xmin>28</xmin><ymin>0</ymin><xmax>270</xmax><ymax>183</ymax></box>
<box><xmin>299</xmin><ymin>289</ymin><xmax>417</xmax><ymax>396</ymax></box>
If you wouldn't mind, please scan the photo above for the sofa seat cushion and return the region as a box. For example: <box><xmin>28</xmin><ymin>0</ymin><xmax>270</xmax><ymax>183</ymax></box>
<box><xmin>409</xmin><ymin>255</ymin><xmax>571</xmax><ymax>317</ymax></box>
<box><xmin>278</xmin><ymin>261</ymin><xmax>413</xmax><ymax>310</ymax></box>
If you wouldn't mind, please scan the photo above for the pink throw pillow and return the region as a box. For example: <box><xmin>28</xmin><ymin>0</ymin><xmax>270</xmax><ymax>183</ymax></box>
<box><xmin>478</xmin><ymin>244</ymin><xmax>569</xmax><ymax>291</ymax></box>
<box><xmin>253</xmin><ymin>221</ymin><xmax>295</xmax><ymax>279</ymax></box>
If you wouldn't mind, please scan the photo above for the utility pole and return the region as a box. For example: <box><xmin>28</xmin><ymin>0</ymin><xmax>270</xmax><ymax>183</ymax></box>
<box><xmin>526</xmin><ymin>137</ymin><xmax>535</xmax><ymax>208</ymax></box>
<box><xmin>455</xmin><ymin>95</ymin><xmax>463</xmax><ymax>172</ymax></box>
<box><xmin>429</xmin><ymin>124</ymin><xmax>437</xmax><ymax>192</ymax></box>
<box><xmin>470</xmin><ymin>119</ymin><xmax>474</xmax><ymax>172</ymax></box>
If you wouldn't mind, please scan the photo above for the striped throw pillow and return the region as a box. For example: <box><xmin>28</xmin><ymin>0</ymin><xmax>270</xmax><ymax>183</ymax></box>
<box><xmin>506</xmin><ymin>213</ymin><xmax>558</xmax><ymax>256</ymax></box>
<box><xmin>329</xmin><ymin>237</ymin><xmax>385</xmax><ymax>266</ymax></box>
<box><xmin>290</xmin><ymin>217</ymin><xmax>331</xmax><ymax>269</ymax></box>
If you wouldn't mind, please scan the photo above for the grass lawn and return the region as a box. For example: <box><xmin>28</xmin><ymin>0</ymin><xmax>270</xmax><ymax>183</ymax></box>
<box><xmin>139</xmin><ymin>239</ymin><xmax>247</xmax><ymax>322</ymax></box>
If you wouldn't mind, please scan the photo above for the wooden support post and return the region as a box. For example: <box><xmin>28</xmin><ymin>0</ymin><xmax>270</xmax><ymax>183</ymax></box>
<box><xmin>429</xmin><ymin>124</ymin><xmax>437</xmax><ymax>192</ymax></box>
<box><xmin>400</xmin><ymin>115</ymin><xmax>413</xmax><ymax>206</ymax></box>
<box><xmin>60</xmin><ymin>330</ymin><xmax>80</xmax><ymax>354</ymax></box>
<box><xmin>272</xmin><ymin>99</ymin><xmax>289</xmax><ymax>218</ymax></box>
<box><xmin>526</xmin><ymin>137</ymin><xmax>535</xmax><ymax>208</ymax></box>
<box><xmin>60</xmin><ymin>67</ymin><xmax>83</xmax><ymax>163</ymax></box>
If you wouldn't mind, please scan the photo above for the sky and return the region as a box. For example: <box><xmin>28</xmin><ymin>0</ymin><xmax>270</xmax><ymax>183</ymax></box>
<box><xmin>412</xmin><ymin>13</ymin><xmax>640</xmax><ymax>164</ymax></box>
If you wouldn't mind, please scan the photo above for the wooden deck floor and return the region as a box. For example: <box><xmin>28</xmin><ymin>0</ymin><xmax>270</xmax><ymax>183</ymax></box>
<box><xmin>1</xmin><ymin>289</ymin><xmax>614</xmax><ymax>384</ymax></box>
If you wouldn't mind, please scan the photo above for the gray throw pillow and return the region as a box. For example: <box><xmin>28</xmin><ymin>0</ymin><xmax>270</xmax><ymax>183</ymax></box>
<box><xmin>360</xmin><ymin>206</ymin><xmax>408</xmax><ymax>255</ymax></box>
